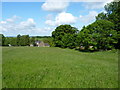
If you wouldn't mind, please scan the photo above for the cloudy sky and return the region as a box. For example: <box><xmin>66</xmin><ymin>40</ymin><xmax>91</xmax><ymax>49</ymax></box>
<box><xmin>0</xmin><ymin>0</ymin><xmax>113</xmax><ymax>36</ymax></box>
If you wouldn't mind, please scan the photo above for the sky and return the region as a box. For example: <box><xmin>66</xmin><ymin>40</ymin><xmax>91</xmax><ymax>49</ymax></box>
<box><xmin>0</xmin><ymin>0</ymin><xmax>114</xmax><ymax>36</ymax></box>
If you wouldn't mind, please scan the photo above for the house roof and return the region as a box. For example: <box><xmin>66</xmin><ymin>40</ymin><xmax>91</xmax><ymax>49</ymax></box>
<box><xmin>35</xmin><ymin>40</ymin><xmax>50</xmax><ymax>46</ymax></box>
<box><xmin>44</xmin><ymin>43</ymin><xmax>50</xmax><ymax>46</ymax></box>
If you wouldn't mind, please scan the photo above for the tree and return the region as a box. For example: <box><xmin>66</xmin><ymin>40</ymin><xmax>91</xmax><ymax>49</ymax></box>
<box><xmin>96</xmin><ymin>12</ymin><xmax>107</xmax><ymax>20</ymax></box>
<box><xmin>95</xmin><ymin>0</ymin><xmax>120</xmax><ymax>49</ymax></box>
<box><xmin>105</xmin><ymin>1</ymin><xmax>120</xmax><ymax>31</ymax></box>
<box><xmin>95</xmin><ymin>1</ymin><xmax>120</xmax><ymax>31</ymax></box>
<box><xmin>25</xmin><ymin>35</ymin><xmax>30</xmax><ymax>46</ymax></box>
<box><xmin>0</xmin><ymin>34</ymin><xmax>5</xmax><ymax>46</ymax></box>
<box><xmin>76</xmin><ymin>28</ymin><xmax>98</xmax><ymax>51</ymax></box>
<box><xmin>19</xmin><ymin>35</ymin><xmax>30</xmax><ymax>46</ymax></box>
<box><xmin>30</xmin><ymin>37</ymin><xmax>35</xmax><ymax>45</ymax></box>
<box><xmin>17</xmin><ymin>34</ymin><xmax>21</xmax><ymax>46</ymax></box>
<box><xmin>52</xmin><ymin>24</ymin><xmax>78</xmax><ymax>48</ymax></box>
<box><xmin>61</xmin><ymin>33</ymin><xmax>77</xmax><ymax>48</ymax></box>
<box><xmin>78</xmin><ymin>20</ymin><xmax>118</xmax><ymax>51</ymax></box>
<box><xmin>10</xmin><ymin>37</ymin><xmax>17</xmax><ymax>46</ymax></box>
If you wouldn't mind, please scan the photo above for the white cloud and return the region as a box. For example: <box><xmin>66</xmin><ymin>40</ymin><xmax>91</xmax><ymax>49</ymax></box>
<box><xmin>79</xmin><ymin>11</ymin><xmax>98</xmax><ymax>24</ymax></box>
<box><xmin>55</xmin><ymin>12</ymin><xmax>77</xmax><ymax>25</ymax></box>
<box><xmin>45</xmin><ymin>20</ymin><xmax>55</xmax><ymax>26</ymax></box>
<box><xmin>46</xmin><ymin>14</ymin><xmax>54</xmax><ymax>20</ymax></box>
<box><xmin>6</xmin><ymin>15</ymin><xmax>20</xmax><ymax>22</ymax></box>
<box><xmin>99</xmin><ymin>0</ymin><xmax>114</xmax><ymax>2</ymax></box>
<box><xmin>41</xmin><ymin>0</ymin><xmax>69</xmax><ymax>12</ymax></box>
<box><xmin>20</xmin><ymin>18</ymin><xmax>36</xmax><ymax>28</ymax></box>
<box><xmin>71</xmin><ymin>0</ymin><xmax>114</xmax><ymax>2</ymax></box>
<box><xmin>83</xmin><ymin>2</ymin><xmax>104</xmax><ymax>9</ymax></box>
<box><xmin>0</xmin><ymin>16</ymin><xmax>52</xmax><ymax>36</ymax></box>
<box><xmin>45</xmin><ymin>12</ymin><xmax>77</xmax><ymax>26</ymax></box>
<box><xmin>2</xmin><ymin>0</ymin><xmax>117</xmax><ymax>2</ymax></box>
<box><xmin>0</xmin><ymin>21</ymin><xmax>7</xmax><ymax>24</ymax></box>
<box><xmin>83</xmin><ymin>0</ymin><xmax>114</xmax><ymax>10</ymax></box>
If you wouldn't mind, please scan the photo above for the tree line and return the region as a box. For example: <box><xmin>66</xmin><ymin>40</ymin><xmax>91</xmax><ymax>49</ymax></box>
<box><xmin>52</xmin><ymin>0</ymin><xmax>120</xmax><ymax>51</ymax></box>
<box><xmin>1</xmin><ymin>34</ymin><xmax>35</xmax><ymax>46</ymax></box>
<box><xmin>0</xmin><ymin>34</ymin><xmax>53</xmax><ymax>46</ymax></box>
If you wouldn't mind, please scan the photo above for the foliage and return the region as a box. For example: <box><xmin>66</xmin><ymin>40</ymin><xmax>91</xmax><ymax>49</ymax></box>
<box><xmin>30</xmin><ymin>37</ymin><xmax>36</xmax><ymax>45</ymax></box>
<box><xmin>3</xmin><ymin>37</ymin><xmax>17</xmax><ymax>46</ymax></box>
<box><xmin>52</xmin><ymin>24</ymin><xmax>78</xmax><ymax>48</ymax></box>
<box><xmin>20</xmin><ymin>35</ymin><xmax>30</xmax><ymax>46</ymax></box>
<box><xmin>77</xmin><ymin>20</ymin><xmax>118</xmax><ymax>51</ymax></box>
<box><xmin>96</xmin><ymin>12</ymin><xmax>108</xmax><ymax>20</ymax></box>
<box><xmin>2</xmin><ymin>35</ymin><xmax>30</xmax><ymax>46</ymax></box>
<box><xmin>42</xmin><ymin>37</ymin><xmax>55</xmax><ymax>47</ymax></box>
<box><xmin>104</xmin><ymin>1</ymin><xmax>120</xmax><ymax>31</ymax></box>
<box><xmin>0</xmin><ymin>34</ymin><xmax>5</xmax><ymax>46</ymax></box>
<box><xmin>35</xmin><ymin>36</ymin><xmax>51</xmax><ymax>38</ymax></box>
<box><xmin>17</xmin><ymin>34</ymin><xmax>21</xmax><ymax>46</ymax></box>
<box><xmin>95</xmin><ymin>0</ymin><xmax>120</xmax><ymax>49</ymax></box>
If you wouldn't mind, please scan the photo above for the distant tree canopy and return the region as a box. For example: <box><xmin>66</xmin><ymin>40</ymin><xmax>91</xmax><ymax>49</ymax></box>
<box><xmin>0</xmin><ymin>34</ymin><xmax>5</xmax><ymax>46</ymax></box>
<box><xmin>1</xmin><ymin>34</ymin><xmax>34</xmax><ymax>46</ymax></box>
<box><xmin>1</xmin><ymin>34</ymin><xmax>52</xmax><ymax>46</ymax></box>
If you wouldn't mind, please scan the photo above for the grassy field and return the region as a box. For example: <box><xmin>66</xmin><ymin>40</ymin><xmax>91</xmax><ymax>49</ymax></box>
<box><xmin>2</xmin><ymin>47</ymin><xmax>118</xmax><ymax>88</ymax></box>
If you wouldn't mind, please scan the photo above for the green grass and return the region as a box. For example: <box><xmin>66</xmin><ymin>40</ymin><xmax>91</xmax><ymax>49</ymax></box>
<box><xmin>2</xmin><ymin>47</ymin><xmax>118</xmax><ymax>88</ymax></box>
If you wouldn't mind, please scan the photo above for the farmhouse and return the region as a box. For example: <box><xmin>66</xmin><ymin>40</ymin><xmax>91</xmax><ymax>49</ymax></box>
<box><xmin>35</xmin><ymin>40</ymin><xmax>50</xmax><ymax>47</ymax></box>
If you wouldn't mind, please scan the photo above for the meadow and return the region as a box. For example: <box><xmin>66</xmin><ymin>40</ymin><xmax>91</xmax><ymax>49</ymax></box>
<box><xmin>2</xmin><ymin>47</ymin><xmax>118</xmax><ymax>88</ymax></box>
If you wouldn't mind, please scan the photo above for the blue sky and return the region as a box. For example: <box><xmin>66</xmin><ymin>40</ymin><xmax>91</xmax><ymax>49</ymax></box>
<box><xmin>0</xmin><ymin>0</ymin><xmax>113</xmax><ymax>36</ymax></box>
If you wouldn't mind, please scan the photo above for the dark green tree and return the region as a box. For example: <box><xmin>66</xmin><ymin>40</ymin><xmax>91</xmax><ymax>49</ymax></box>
<box><xmin>95</xmin><ymin>0</ymin><xmax>120</xmax><ymax>49</ymax></box>
<box><xmin>25</xmin><ymin>35</ymin><xmax>30</xmax><ymax>46</ymax></box>
<box><xmin>61</xmin><ymin>33</ymin><xmax>77</xmax><ymax>48</ymax></box>
<box><xmin>19</xmin><ymin>35</ymin><xmax>30</xmax><ymax>46</ymax></box>
<box><xmin>30</xmin><ymin>37</ymin><xmax>35</xmax><ymax>45</ymax></box>
<box><xmin>17</xmin><ymin>34</ymin><xmax>21</xmax><ymax>46</ymax></box>
<box><xmin>78</xmin><ymin>20</ymin><xmax>118</xmax><ymax>51</ymax></box>
<box><xmin>10</xmin><ymin>37</ymin><xmax>17</xmax><ymax>46</ymax></box>
<box><xmin>52</xmin><ymin>24</ymin><xmax>78</xmax><ymax>48</ymax></box>
<box><xmin>105</xmin><ymin>1</ymin><xmax>120</xmax><ymax>31</ymax></box>
<box><xmin>96</xmin><ymin>12</ymin><xmax>107</xmax><ymax>20</ymax></box>
<box><xmin>0</xmin><ymin>34</ymin><xmax>5</xmax><ymax>46</ymax></box>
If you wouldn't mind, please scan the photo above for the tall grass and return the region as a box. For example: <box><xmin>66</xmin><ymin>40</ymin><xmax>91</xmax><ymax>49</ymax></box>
<box><xmin>2</xmin><ymin>47</ymin><xmax>118</xmax><ymax>88</ymax></box>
